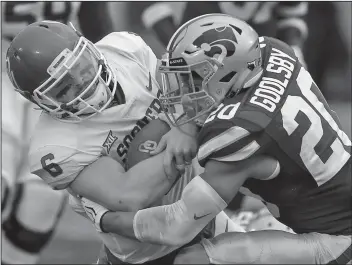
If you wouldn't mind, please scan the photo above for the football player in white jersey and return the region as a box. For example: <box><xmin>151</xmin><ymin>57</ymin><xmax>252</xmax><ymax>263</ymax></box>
<box><xmin>5</xmin><ymin>20</ymin><xmax>206</xmax><ymax>263</ymax></box>
<box><xmin>1</xmin><ymin>3</ymin><xmax>114</xmax><ymax>263</ymax></box>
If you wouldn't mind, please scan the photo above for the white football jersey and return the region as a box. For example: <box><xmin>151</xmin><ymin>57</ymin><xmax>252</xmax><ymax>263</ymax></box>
<box><xmin>1</xmin><ymin>75</ymin><xmax>42</xmax><ymax>187</ymax></box>
<box><xmin>29</xmin><ymin>32</ymin><xmax>161</xmax><ymax>189</ymax></box>
<box><xmin>29</xmin><ymin>32</ymin><xmax>187</xmax><ymax>263</ymax></box>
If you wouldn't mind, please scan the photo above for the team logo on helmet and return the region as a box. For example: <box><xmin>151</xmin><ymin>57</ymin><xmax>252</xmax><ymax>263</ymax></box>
<box><xmin>193</xmin><ymin>25</ymin><xmax>242</xmax><ymax>58</ymax></box>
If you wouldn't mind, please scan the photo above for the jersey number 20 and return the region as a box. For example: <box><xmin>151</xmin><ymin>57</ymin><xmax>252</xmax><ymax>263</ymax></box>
<box><xmin>281</xmin><ymin>67</ymin><xmax>351</xmax><ymax>186</ymax></box>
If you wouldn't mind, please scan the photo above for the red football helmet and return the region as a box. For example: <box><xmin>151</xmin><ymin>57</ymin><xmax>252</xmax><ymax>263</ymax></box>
<box><xmin>159</xmin><ymin>14</ymin><xmax>263</xmax><ymax>126</ymax></box>
<box><xmin>6</xmin><ymin>20</ymin><xmax>117</xmax><ymax>122</ymax></box>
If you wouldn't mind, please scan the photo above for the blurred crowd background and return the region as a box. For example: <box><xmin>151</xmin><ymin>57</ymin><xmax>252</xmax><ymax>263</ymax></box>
<box><xmin>1</xmin><ymin>1</ymin><xmax>351</xmax><ymax>264</ymax></box>
<box><xmin>2</xmin><ymin>2</ymin><xmax>351</xmax><ymax>100</ymax></box>
<box><xmin>122</xmin><ymin>1</ymin><xmax>352</xmax><ymax>102</ymax></box>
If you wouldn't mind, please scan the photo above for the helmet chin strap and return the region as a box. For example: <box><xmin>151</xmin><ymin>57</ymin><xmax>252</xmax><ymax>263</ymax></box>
<box><xmin>243</xmin><ymin>68</ymin><xmax>263</xmax><ymax>88</ymax></box>
<box><xmin>232</xmin><ymin>66</ymin><xmax>263</xmax><ymax>93</ymax></box>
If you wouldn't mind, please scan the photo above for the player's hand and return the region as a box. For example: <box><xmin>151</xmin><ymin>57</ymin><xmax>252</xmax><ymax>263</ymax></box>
<box><xmin>291</xmin><ymin>45</ymin><xmax>307</xmax><ymax>69</ymax></box>
<box><xmin>81</xmin><ymin>197</ymin><xmax>109</xmax><ymax>233</ymax></box>
<box><xmin>150</xmin><ymin>122</ymin><xmax>198</xmax><ymax>176</ymax></box>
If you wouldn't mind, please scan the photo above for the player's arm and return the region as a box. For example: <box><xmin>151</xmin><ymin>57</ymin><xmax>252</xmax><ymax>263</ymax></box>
<box><xmin>140</xmin><ymin>2</ymin><xmax>177</xmax><ymax>47</ymax></box>
<box><xmin>31</xmin><ymin>147</ymin><xmax>180</xmax><ymax>212</ymax></box>
<box><xmin>97</xmin><ymin>159</ymin><xmax>247</xmax><ymax>238</ymax></box>
<box><xmin>96</xmin><ymin>120</ymin><xmax>279</xmax><ymax>244</ymax></box>
<box><xmin>92</xmin><ymin>155</ymin><xmax>277</xmax><ymax>245</ymax></box>
<box><xmin>131</xmin><ymin>155</ymin><xmax>278</xmax><ymax>246</ymax></box>
<box><xmin>178</xmin><ymin>229</ymin><xmax>321</xmax><ymax>264</ymax></box>
<box><xmin>78</xmin><ymin>2</ymin><xmax>114</xmax><ymax>43</ymax></box>
<box><xmin>70</xmin><ymin>153</ymin><xmax>181</xmax><ymax>212</ymax></box>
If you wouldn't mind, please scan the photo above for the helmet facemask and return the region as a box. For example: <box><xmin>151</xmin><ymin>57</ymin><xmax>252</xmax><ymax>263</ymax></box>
<box><xmin>32</xmin><ymin>36</ymin><xmax>117</xmax><ymax>122</ymax></box>
<box><xmin>159</xmin><ymin>56</ymin><xmax>224</xmax><ymax>127</ymax></box>
<box><xmin>160</xmin><ymin>46</ymin><xmax>263</xmax><ymax>128</ymax></box>
<box><xmin>159</xmin><ymin>44</ymin><xmax>246</xmax><ymax>127</ymax></box>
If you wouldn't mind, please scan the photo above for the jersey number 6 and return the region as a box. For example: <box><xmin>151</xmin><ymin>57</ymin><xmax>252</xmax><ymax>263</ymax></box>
<box><xmin>41</xmin><ymin>153</ymin><xmax>63</xmax><ymax>178</ymax></box>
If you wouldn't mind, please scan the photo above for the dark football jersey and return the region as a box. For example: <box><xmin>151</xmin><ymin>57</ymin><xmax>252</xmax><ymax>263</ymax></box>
<box><xmin>198</xmin><ymin>36</ymin><xmax>352</xmax><ymax>235</ymax></box>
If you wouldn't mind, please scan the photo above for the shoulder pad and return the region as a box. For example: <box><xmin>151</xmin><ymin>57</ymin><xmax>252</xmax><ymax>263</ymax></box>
<box><xmin>96</xmin><ymin>31</ymin><xmax>158</xmax><ymax>91</ymax></box>
<box><xmin>96</xmin><ymin>31</ymin><xmax>152</xmax><ymax>61</ymax></box>
<box><xmin>205</xmin><ymin>92</ymin><xmax>272</xmax><ymax>131</ymax></box>
<box><xmin>260</xmin><ymin>36</ymin><xmax>297</xmax><ymax>61</ymax></box>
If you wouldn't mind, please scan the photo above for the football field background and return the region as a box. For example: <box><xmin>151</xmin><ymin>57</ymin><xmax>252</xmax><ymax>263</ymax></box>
<box><xmin>39</xmin><ymin>101</ymin><xmax>351</xmax><ymax>264</ymax></box>
<box><xmin>39</xmin><ymin>206</ymin><xmax>101</xmax><ymax>264</ymax></box>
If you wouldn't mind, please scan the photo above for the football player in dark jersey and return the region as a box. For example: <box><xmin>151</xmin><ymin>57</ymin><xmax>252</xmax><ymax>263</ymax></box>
<box><xmin>139</xmin><ymin>1</ymin><xmax>308</xmax><ymax>67</ymax></box>
<box><xmin>83</xmin><ymin>14</ymin><xmax>351</xmax><ymax>264</ymax></box>
<box><xmin>1</xmin><ymin>2</ymin><xmax>114</xmax><ymax>264</ymax></box>
<box><xmin>138</xmin><ymin>1</ymin><xmax>309</xmax><ymax>212</ymax></box>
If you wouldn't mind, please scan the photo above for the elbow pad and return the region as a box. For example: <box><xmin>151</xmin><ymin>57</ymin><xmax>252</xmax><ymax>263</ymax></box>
<box><xmin>133</xmin><ymin>176</ymin><xmax>227</xmax><ymax>245</ymax></box>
